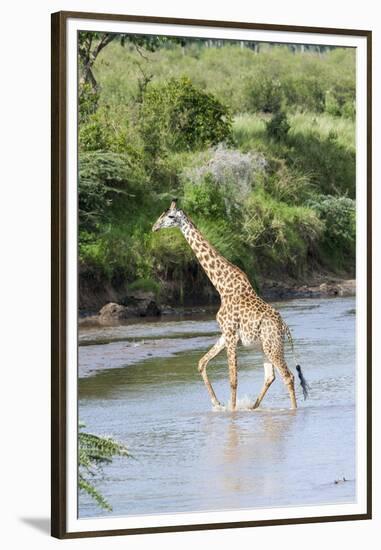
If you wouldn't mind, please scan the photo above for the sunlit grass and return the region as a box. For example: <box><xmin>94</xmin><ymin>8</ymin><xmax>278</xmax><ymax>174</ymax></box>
<box><xmin>232</xmin><ymin>113</ymin><xmax>267</xmax><ymax>150</ymax></box>
<box><xmin>233</xmin><ymin>112</ymin><xmax>355</xmax><ymax>152</ymax></box>
<box><xmin>288</xmin><ymin>112</ymin><xmax>355</xmax><ymax>151</ymax></box>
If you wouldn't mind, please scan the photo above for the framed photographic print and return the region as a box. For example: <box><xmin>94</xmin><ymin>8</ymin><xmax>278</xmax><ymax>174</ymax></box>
<box><xmin>51</xmin><ymin>10</ymin><xmax>372</xmax><ymax>539</ymax></box>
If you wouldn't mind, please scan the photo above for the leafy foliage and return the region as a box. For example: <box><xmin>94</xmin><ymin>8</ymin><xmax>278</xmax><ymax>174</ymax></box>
<box><xmin>78</xmin><ymin>151</ymin><xmax>148</xmax><ymax>234</ymax></box>
<box><xmin>78</xmin><ymin>82</ymin><xmax>100</xmax><ymax>123</ymax></box>
<box><xmin>79</xmin><ymin>424</ymin><xmax>129</xmax><ymax>511</ymax></box>
<box><xmin>266</xmin><ymin>110</ymin><xmax>291</xmax><ymax>141</ymax></box>
<box><xmin>308</xmin><ymin>195</ymin><xmax>356</xmax><ymax>269</ymax></box>
<box><xmin>283</xmin><ymin>75</ymin><xmax>325</xmax><ymax>113</ymax></box>
<box><xmin>181</xmin><ymin>145</ymin><xmax>267</xmax><ymax>225</ymax></box>
<box><xmin>242</xmin><ymin>190</ymin><xmax>324</xmax><ymax>276</ymax></box>
<box><xmin>245</xmin><ymin>75</ymin><xmax>284</xmax><ymax>113</ymax></box>
<box><xmin>287</xmin><ymin>126</ymin><xmax>355</xmax><ymax>198</ymax></box>
<box><xmin>139</xmin><ymin>77</ymin><xmax>233</xmax><ymax>155</ymax></box>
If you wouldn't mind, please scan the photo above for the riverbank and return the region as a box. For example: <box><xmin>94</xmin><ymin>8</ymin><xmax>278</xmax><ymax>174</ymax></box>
<box><xmin>78</xmin><ymin>295</ymin><xmax>356</xmax><ymax>381</ymax></box>
<box><xmin>79</xmin><ymin>276</ymin><xmax>355</xmax><ymax>325</ymax></box>
<box><xmin>260</xmin><ymin>275</ymin><xmax>355</xmax><ymax>300</ymax></box>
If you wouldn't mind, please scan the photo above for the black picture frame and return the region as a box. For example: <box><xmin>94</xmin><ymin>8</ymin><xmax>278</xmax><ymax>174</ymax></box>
<box><xmin>51</xmin><ymin>10</ymin><xmax>372</xmax><ymax>539</ymax></box>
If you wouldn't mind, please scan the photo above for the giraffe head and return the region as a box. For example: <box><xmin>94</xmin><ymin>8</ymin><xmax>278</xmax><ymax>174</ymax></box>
<box><xmin>152</xmin><ymin>200</ymin><xmax>184</xmax><ymax>232</ymax></box>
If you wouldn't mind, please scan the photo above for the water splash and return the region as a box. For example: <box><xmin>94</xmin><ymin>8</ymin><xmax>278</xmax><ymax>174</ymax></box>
<box><xmin>212</xmin><ymin>395</ymin><xmax>256</xmax><ymax>412</ymax></box>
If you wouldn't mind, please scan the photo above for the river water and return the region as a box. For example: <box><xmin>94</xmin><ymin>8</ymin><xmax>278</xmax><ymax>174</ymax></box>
<box><xmin>78</xmin><ymin>296</ymin><xmax>356</xmax><ymax>518</ymax></box>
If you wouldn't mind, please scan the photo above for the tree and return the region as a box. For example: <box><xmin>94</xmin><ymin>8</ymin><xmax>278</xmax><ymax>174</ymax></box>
<box><xmin>78</xmin><ymin>32</ymin><xmax>115</xmax><ymax>94</ymax></box>
<box><xmin>78</xmin><ymin>32</ymin><xmax>180</xmax><ymax>101</ymax></box>
<box><xmin>78</xmin><ymin>33</ymin><xmax>180</xmax><ymax>120</ymax></box>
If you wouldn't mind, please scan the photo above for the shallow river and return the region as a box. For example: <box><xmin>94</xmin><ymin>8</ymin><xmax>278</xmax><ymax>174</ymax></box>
<box><xmin>78</xmin><ymin>296</ymin><xmax>356</xmax><ymax>518</ymax></box>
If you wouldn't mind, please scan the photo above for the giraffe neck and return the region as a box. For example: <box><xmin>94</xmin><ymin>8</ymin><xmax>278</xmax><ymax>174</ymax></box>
<box><xmin>179</xmin><ymin>215</ymin><xmax>253</xmax><ymax>296</ymax></box>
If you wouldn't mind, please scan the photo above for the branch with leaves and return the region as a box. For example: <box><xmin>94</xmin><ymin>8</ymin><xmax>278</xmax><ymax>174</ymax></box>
<box><xmin>79</xmin><ymin>424</ymin><xmax>130</xmax><ymax>511</ymax></box>
<box><xmin>78</xmin><ymin>32</ymin><xmax>175</xmax><ymax>97</ymax></box>
<box><xmin>78</xmin><ymin>32</ymin><xmax>116</xmax><ymax>93</ymax></box>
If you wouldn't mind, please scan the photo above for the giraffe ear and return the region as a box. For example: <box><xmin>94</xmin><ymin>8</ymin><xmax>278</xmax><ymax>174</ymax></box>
<box><xmin>170</xmin><ymin>199</ymin><xmax>177</xmax><ymax>210</ymax></box>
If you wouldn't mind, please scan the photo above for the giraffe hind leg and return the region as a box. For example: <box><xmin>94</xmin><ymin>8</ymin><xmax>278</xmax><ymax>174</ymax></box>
<box><xmin>252</xmin><ymin>362</ymin><xmax>275</xmax><ymax>409</ymax></box>
<box><xmin>273</xmin><ymin>358</ymin><xmax>297</xmax><ymax>409</ymax></box>
<box><xmin>262</xmin><ymin>337</ymin><xmax>297</xmax><ymax>409</ymax></box>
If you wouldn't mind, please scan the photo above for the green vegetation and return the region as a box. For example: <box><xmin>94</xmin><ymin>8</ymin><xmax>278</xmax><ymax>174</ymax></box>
<box><xmin>78</xmin><ymin>36</ymin><xmax>356</xmax><ymax>308</ymax></box>
<box><xmin>140</xmin><ymin>77</ymin><xmax>233</xmax><ymax>155</ymax></box>
<box><xmin>79</xmin><ymin>424</ymin><xmax>129</xmax><ymax>511</ymax></box>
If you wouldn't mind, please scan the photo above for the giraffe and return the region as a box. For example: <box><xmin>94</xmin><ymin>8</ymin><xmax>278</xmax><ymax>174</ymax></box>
<box><xmin>152</xmin><ymin>200</ymin><xmax>309</xmax><ymax>411</ymax></box>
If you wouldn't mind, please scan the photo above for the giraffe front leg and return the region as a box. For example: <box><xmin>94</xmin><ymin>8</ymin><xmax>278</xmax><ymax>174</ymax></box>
<box><xmin>229</xmin><ymin>363</ymin><xmax>238</xmax><ymax>411</ymax></box>
<box><xmin>226</xmin><ymin>335</ymin><xmax>238</xmax><ymax>411</ymax></box>
<box><xmin>198</xmin><ymin>336</ymin><xmax>225</xmax><ymax>408</ymax></box>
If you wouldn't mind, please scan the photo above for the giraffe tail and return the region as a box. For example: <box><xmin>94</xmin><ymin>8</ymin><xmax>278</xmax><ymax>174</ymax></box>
<box><xmin>295</xmin><ymin>365</ymin><xmax>310</xmax><ymax>400</ymax></box>
<box><xmin>283</xmin><ymin>322</ymin><xmax>310</xmax><ymax>400</ymax></box>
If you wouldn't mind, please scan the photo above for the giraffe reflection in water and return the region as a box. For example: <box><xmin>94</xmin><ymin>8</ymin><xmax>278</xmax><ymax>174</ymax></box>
<box><xmin>199</xmin><ymin>407</ymin><xmax>297</xmax><ymax>504</ymax></box>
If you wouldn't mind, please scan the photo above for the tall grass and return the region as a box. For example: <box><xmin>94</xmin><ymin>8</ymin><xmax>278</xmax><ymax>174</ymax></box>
<box><xmin>233</xmin><ymin>112</ymin><xmax>354</xmax><ymax>151</ymax></box>
<box><xmin>289</xmin><ymin>112</ymin><xmax>355</xmax><ymax>151</ymax></box>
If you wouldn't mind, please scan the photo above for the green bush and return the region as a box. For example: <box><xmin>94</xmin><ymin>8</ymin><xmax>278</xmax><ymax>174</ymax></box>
<box><xmin>79</xmin><ymin>111</ymin><xmax>125</xmax><ymax>153</ymax></box>
<box><xmin>308</xmin><ymin>195</ymin><xmax>355</xmax><ymax>269</ymax></box>
<box><xmin>325</xmin><ymin>89</ymin><xmax>356</xmax><ymax>119</ymax></box>
<box><xmin>245</xmin><ymin>75</ymin><xmax>284</xmax><ymax>113</ymax></box>
<box><xmin>182</xmin><ymin>175</ymin><xmax>227</xmax><ymax>218</ymax></box>
<box><xmin>79</xmin><ymin>224</ymin><xmax>156</xmax><ymax>286</ymax></box>
<box><xmin>342</xmin><ymin>101</ymin><xmax>356</xmax><ymax>120</ymax></box>
<box><xmin>283</xmin><ymin>75</ymin><xmax>325</xmax><ymax>113</ymax></box>
<box><xmin>78</xmin><ymin>151</ymin><xmax>148</xmax><ymax>233</ymax></box>
<box><xmin>139</xmin><ymin>77</ymin><xmax>233</xmax><ymax>155</ymax></box>
<box><xmin>264</xmin><ymin>159</ymin><xmax>314</xmax><ymax>204</ymax></box>
<box><xmin>181</xmin><ymin>145</ymin><xmax>267</xmax><ymax>221</ymax></box>
<box><xmin>242</xmin><ymin>190</ymin><xmax>324</xmax><ymax>276</ymax></box>
<box><xmin>287</xmin><ymin>127</ymin><xmax>355</xmax><ymax>197</ymax></box>
<box><xmin>79</xmin><ymin>105</ymin><xmax>145</xmax><ymax>155</ymax></box>
<box><xmin>78</xmin><ymin>153</ymin><xmax>116</xmax><ymax>233</ymax></box>
<box><xmin>266</xmin><ymin>110</ymin><xmax>291</xmax><ymax>141</ymax></box>
<box><xmin>79</xmin><ymin>82</ymin><xmax>100</xmax><ymax>123</ymax></box>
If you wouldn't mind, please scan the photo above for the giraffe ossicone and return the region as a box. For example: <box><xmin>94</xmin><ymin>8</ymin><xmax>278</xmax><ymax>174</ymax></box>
<box><xmin>153</xmin><ymin>202</ymin><xmax>308</xmax><ymax>410</ymax></box>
